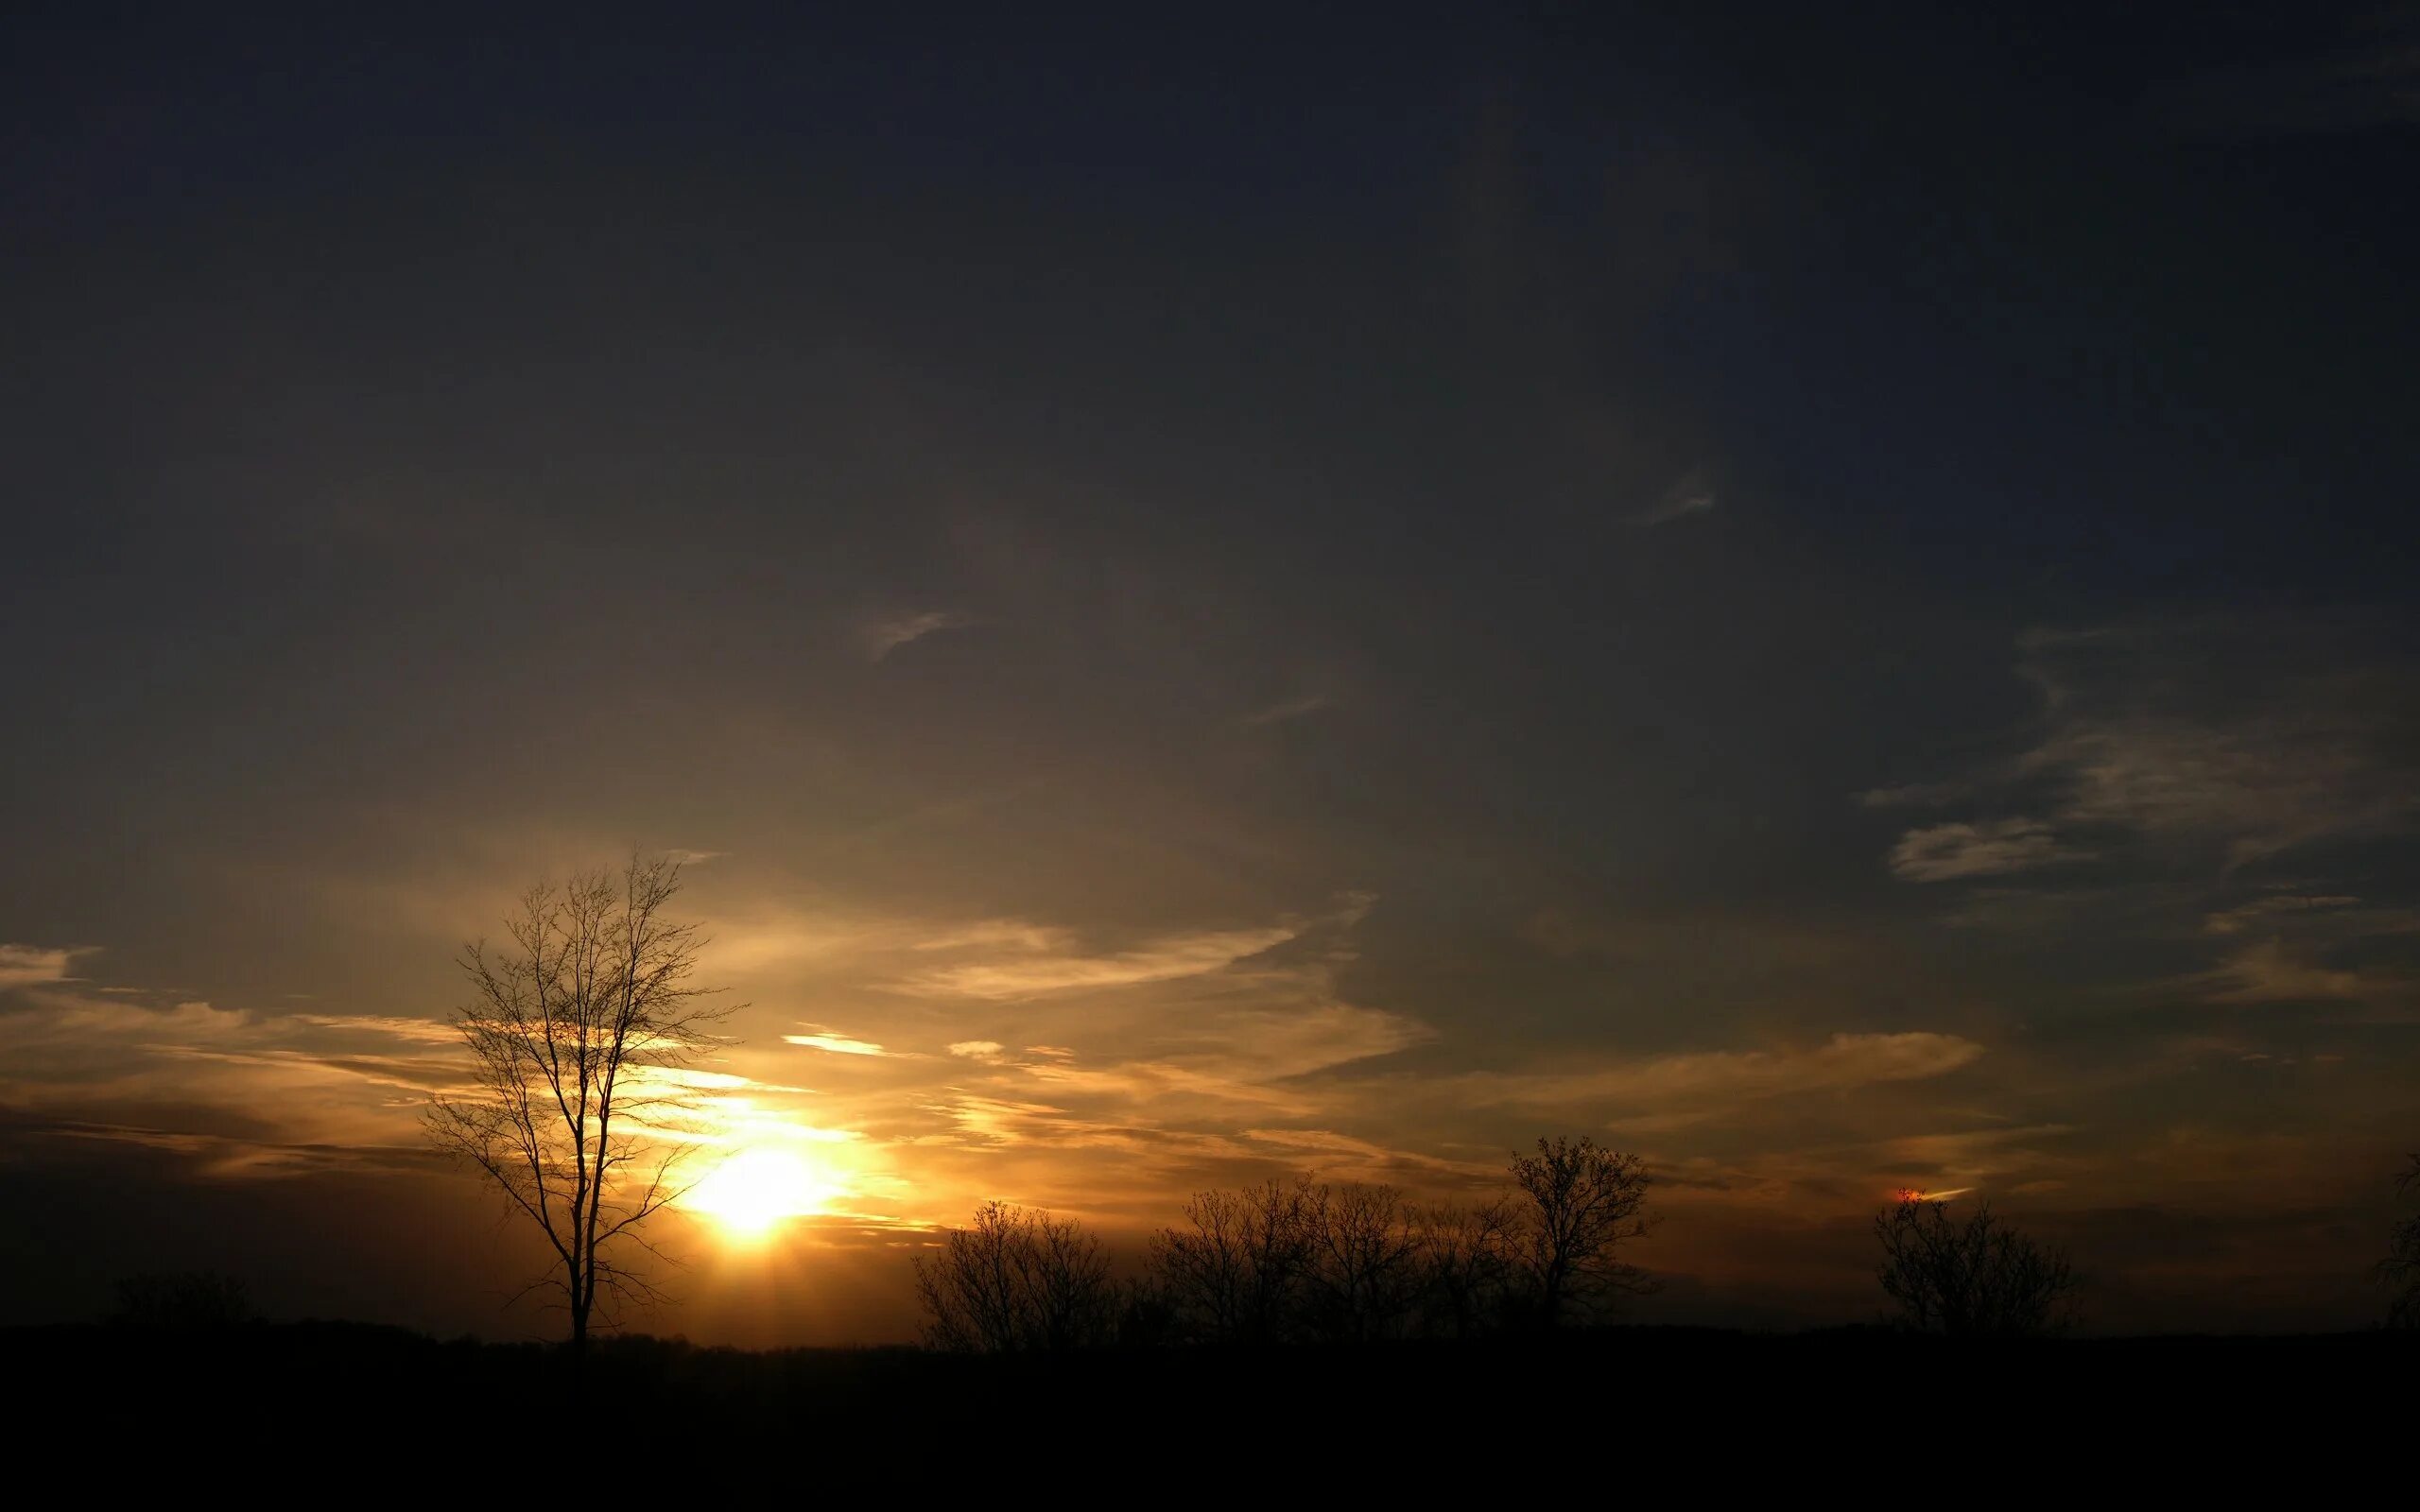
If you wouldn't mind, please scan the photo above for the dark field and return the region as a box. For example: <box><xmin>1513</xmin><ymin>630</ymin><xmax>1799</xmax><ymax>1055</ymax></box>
<box><xmin>11</xmin><ymin>1320</ymin><xmax>2400</xmax><ymax>1483</ymax></box>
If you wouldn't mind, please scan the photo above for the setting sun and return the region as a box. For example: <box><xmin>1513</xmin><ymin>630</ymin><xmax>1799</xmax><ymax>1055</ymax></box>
<box><xmin>685</xmin><ymin>1147</ymin><xmax>849</xmax><ymax>1239</ymax></box>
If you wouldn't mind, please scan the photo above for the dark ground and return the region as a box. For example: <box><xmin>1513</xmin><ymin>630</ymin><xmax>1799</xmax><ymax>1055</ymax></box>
<box><xmin>8</xmin><ymin>1320</ymin><xmax>2401</xmax><ymax>1486</ymax></box>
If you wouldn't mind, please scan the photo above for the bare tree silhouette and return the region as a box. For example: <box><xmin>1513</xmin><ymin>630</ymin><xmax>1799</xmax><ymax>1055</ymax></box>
<box><xmin>1509</xmin><ymin>1136</ymin><xmax>1656</xmax><ymax>1327</ymax></box>
<box><xmin>1149</xmin><ymin>1180</ymin><xmax>1318</xmax><ymax>1345</ymax></box>
<box><xmin>1414</xmin><ymin>1197</ymin><xmax>1521</xmax><ymax>1339</ymax></box>
<box><xmin>2381</xmin><ymin>1153</ymin><xmax>2420</xmax><ymax>1328</ymax></box>
<box><xmin>914</xmin><ymin>1200</ymin><xmax>1118</xmax><ymax>1353</ymax></box>
<box><xmin>424</xmin><ymin>854</ymin><xmax>732</xmax><ymax>1353</ymax></box>
<box><xmin>1300</xmin><ymin>1183</ymin><xmax>1426</xmax><ymax>1343</ymax></box>
<box><xmin>1876</xmin><ymin>1193</ymin><xmax>2077</xmax><ymax>1337</ymax></box>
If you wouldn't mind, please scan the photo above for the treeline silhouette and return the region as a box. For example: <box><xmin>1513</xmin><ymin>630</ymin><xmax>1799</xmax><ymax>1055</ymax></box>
<box><xmin>916</xmin><ymin>1136</ymin><xmax>1654</xmax><ymax>1350</ymax></box>
<box><xmin>914</xmin><ymin>1139</ymin><xmax>2088</xmax><ymax>1352</ymax></box>
<box><xmin>27</xmin><ymin>1153</ymin><xmax>2414</xmax><ymax>1465</ymax></box>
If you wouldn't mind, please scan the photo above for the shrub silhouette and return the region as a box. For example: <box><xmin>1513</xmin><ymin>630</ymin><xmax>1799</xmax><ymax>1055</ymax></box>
<box><xmin>1876</xmin><ymin>1194</ymin><xmax>2077</xmax><ymax>1337</ymax></box>
<box><xmin>2382</xmin><ymin>1153</ymin><xmax>2420</xmax><ymax>1328</ymax></box>
<box><xmin>111</xmin><ymin>1271</ymin><xmax>255</xmax><ymax>1331</ymax></box>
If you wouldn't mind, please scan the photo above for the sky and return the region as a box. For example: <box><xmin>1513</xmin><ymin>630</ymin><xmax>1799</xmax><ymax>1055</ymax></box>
<box><xmin>5</xmin><ymin>3</ymin><xmax>2418</xmax><ymax>1343</ymax></box>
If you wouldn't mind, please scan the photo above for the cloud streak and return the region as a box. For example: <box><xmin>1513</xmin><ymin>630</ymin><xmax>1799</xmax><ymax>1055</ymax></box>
<box><xmin>1889</xmin><ymin>819</ymin><xmax>2092</xmax><ymax>882</ymax></box>
<box><xmin>0</xmin><ymin>943</ymin><xmax>89</xmax><ymax>989</ymax></box>
<box><xmin>901</xmin><ymin>924</ymin><xmax>1302</xmax><ymax>999</ymax></box>
<box><xmin>857</xmin><ymin>610</ymin><xmax>975</xmax><ymax>662</ymax></box>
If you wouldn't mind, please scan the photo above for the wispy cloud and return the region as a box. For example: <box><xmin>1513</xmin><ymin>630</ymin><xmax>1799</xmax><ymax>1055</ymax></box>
<box><xmin>1890</xmin><ymin>819</ymin><xmax>2093</xmax><ymax>882</ymax></box>
<box><xmin>1631</xmin><ymin>466</ymin><xmax>1717</xmax><ymax>526</ymax></box>
<box><xmin>2195</xmin><ymin>940</ymin><xmax>2397</xmax><ymax>1005</ymax></box>
<box><xmin>902</xmin><ymin>923</ymin><xmax>1301</xmax><ymax>999</ymax></box>
<box><xmin>287</xmin><ymin>1013</ymin><xmax>459</xmax><ymax>1043</ymax></box>
<box><xmin>857</xmin><ymin>610</ymin><xmax>975</xmax><ymax>662</ymax></box>
<box><xmin>946</xmin><ymin>1040</ymin><xmax>1005</xmax><ymax>1060</ymax></box>
<box><xmin>783</xmin><ymin>1025</ymin><xmax>890</xmax><ymax>1057</ymax></box>
<box><xmin>910</xmin><ymin>920</ymin><xmax>1069</xmax><ymax>954</ymax></box>
<box><xmin>1440</xmin><ymin>1032</ymin><xmax>1985</xmax><ymax>1122</ymax></box>
<box><xmin>2202</xmin><ymin>895</ymin><xmax>2362</xmax><ymax>936</ymax></box>
<box><xmin>1240</xmin><ymin>694</ymin><xmax>1331</xmax><ymax>728</ymax></box>
<box><xmin>1867</xmin><ymin>619</ymin><xmax>2420</xmax><ymax>885</ymax></box>
<box><xmin>0</xmin><ymin>943</ymin><xmax>91</xmax><ymax>989</ymax></box>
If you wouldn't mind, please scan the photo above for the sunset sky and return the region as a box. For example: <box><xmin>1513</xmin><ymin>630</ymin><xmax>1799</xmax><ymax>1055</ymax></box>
<box><xmin>6</xmin><ymin>5</ymin><xmax>2418</xmax><ymax>1343</ymax></box>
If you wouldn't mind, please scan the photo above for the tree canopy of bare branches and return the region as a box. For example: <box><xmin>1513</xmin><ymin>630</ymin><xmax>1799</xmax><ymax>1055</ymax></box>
<box><xmin>1509</xmin><ymin>1136</ymin><xmax>1656</xmax><ymax>1327</ymax></box>
<box><xmin>424</xmin><ymin>855</ymin><xmax>732</xmax><ymax>1350</ymax></box>
<box><xmin>2381</xmin><ymin>1154</ymin><xmax>2420</xmax><ymax>1328</ymax></box>
<box><xmin>914</xmin><ymin>1201</ymin><xmax>1119</xmax><ymax>1353</ymax></box>
<box><xmin>1876</xmin><ymin>1194</ymin><xmax>2078</xmax><ymax>1337</ymax></box>
<box><xmin>1414</xmin><ymin>1197</ymin><xmax>1521</xmax><ymax>1339</ymax></box>
<box><xmin>1150</xmin><ymin>1180</ymin><xmax>1545</xmax><ymax>1344</ymax></box>
<box><xmin>1149</xmin><ymin>1180</ymin><xmax>1320</xmax><ymax>1345</ymax></box>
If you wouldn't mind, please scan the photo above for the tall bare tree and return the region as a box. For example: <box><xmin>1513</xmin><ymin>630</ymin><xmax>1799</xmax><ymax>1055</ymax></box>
<box><xmin>1876</xmin><ymin>1193</ymin><xmax>2077</xmax><ymax>1337</ymax></box>
<box><xmin>2380</xmin><ymin>1153</ymin><xmax>2420</xmax><ymax>1328</ymax></box>
<box><xmin>914</xmin><ymin>1200</ymin><xmax>1118</xmax><ymax>1353</ymax></box>
<box><xmin>1509</xmin><ymin>1136</ymin><xmax>1656</xmax><ymax>1327</ymax></box>
<box><xmin>424</xmin><ymin>855</ymin><xmax>732</xmax><ymax>1351</ymax></box>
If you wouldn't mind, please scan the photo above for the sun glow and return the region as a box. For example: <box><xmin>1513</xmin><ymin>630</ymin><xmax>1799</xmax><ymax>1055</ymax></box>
<box><xmin>686</xmin><ymin>1146</ymin><xmax>849</xmax><ymax>1238</ymax></box>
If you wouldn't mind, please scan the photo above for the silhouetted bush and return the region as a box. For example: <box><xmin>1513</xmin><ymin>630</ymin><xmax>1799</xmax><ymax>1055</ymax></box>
<box><xmin>914</xmin><ymin>1200</ymin><xmax>1118</xmax><ymax>1352</ymax></box>
<box><xmin>2382</xmin><ymin>1153</ymin><xmax>2420</xmax><ymax>1328</ymax></box>
<box><xmin>1876</xmin><ymin>1194</ymin><xmax>2077</xmax><ymax>1337</ymax></box>
<box><xmin>110</xmin><ymin>1271</ymin><xmax>255</xmax><ymax>1331</ymax></box>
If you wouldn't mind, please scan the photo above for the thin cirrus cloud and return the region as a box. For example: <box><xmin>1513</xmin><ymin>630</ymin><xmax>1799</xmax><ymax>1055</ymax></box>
<box><xmin>1434</xmin><ymin>1032</ymin><xmax>1986</xmax><ymax>1120</ymax></box>
<box><xmin>1240</xmin><ymin>694</ymin><xmax>1332</xmax><ymax>728</ymax></box>
<box><xmin>1631</xmin><ymin>466</ymin><xmax>1717</xmax><ymax>526</ymax></box>
<box><xmin>900</xmin><ymin>923</ymin><xmax>1303</xmax><ymax>999</ymax></box>
<box><xmin>1889</xmin><ymin>819</ymin><xmax>2092</xmax><ymax>882</ymax></box>
<box><xmin>856</xmin><ymin>610</ymin><xmax>976</xmax><ymax>662</ymax></box>
<box><xmin>783</xmin><ymin>1025</ymin><xmax>890</xmax><ymax>1057</ymax></box>
<box><xmin>287</xmin><ymin>1013</ymin><xmax>460</xmax><ymax>1043</ymax></box>
<box><xmin>2193</xmin><ymin>940</ymin><xmax>2397</xmax><ymax>1005</ymax></box>
<box><xmin>1874</xmin><ymin>619</ymin><xmax>2420</xmax><ymax>876</ymax></box>
<box><xmin>0</xmin><ymin>943</ymin><xmax>89</xmax><ymax>988</ymax></box>
<box><xmin>2201</xmin><ymin>895</ymin><xmax>2362</xmax><ymax>936</ymax></box>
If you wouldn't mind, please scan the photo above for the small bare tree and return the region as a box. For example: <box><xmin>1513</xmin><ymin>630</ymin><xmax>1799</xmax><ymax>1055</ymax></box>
<box><xmin>424</xmin><ymin>855</ymin><xmax>732</xmax><ymax>1352</ymax></box>
<box><xmin>2380</xmin><ymin>1154</ymin><xmax>2420</xmax><ymax>1328</ymax></box>
<box><xmin>915</xmin><ymin>1200</ymin><xmax>1117</xmax><ymax>1353</ymax></box>
<box><xmin>1509</xmin><ymin>1136</ymin><xmax>1656</xmax><ymax>1327</ymax></box>
<box><xmin>1876</xmin><ymin>1193</ymin><xmax>2077</xmax><ymax>1337</ymax></box>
